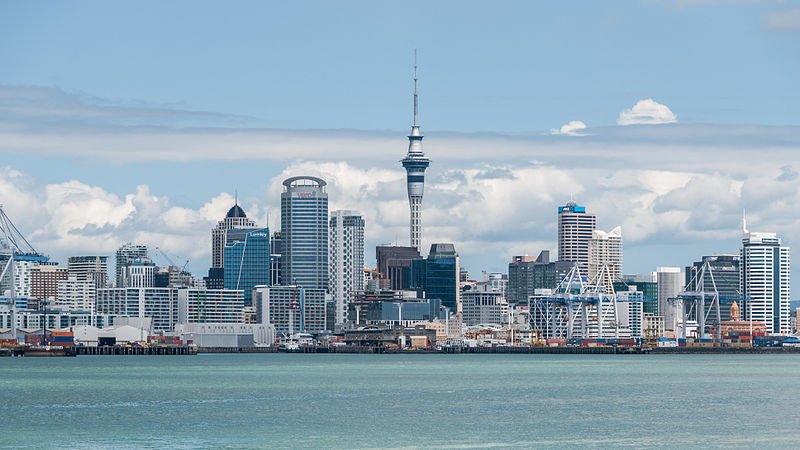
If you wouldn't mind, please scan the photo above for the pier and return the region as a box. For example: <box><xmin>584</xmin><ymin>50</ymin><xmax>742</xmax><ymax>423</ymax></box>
<box><xmin>75</xmin><ymin>346</ymin><xmax>197</xmax><ymax>356</ymax></box>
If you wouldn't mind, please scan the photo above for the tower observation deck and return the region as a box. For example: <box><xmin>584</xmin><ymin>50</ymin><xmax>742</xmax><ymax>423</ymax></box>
<box><xmin>401</xmin><ymin>55</ymin><xmax>430</xmax><ymax>252</ymax></box>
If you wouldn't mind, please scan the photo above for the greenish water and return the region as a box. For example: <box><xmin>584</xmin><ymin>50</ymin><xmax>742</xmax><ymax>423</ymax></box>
<box><xmin>1</xmin><ymin>353</ymin><xmax>798</xmax><ymax>448</ymax></box>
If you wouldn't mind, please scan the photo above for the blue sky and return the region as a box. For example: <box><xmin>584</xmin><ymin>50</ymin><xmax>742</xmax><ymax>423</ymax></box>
<box><xmin>1</xmin><ymin>1</ymin><xmax>799</xmax><ymax>280</ymax></box>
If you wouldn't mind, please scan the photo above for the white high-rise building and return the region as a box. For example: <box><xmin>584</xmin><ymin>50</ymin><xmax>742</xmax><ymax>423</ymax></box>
<box><xmin>557</xmin><ymin>202</ymin><xmax>596</xmax><ymax>276</ymax></box>
<box><xmin>329</xmin><ymin>210</ymin><xmax>365</xmax><ymax>326</ymax></box>
<box><xmin>56</xmin><ymin>276</ymin><xmax>96</xmax><ymax>314</ymax></box>
<box><xmin>741</xmin><ymin>226</ymin><xmax>791</xmax><ymax>335</ymax></box>
<box><xmin>588</xmin><ymin>226</ymin><xmax>622</xmax><ymax>287</ymax></box>
<box><xmin>657</xmin><ymin>267</ymin><xmax>683</xmax><ymax>331</ymax></box>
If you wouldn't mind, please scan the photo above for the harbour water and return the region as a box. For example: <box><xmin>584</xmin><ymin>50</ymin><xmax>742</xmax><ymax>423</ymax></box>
<box><xmin>2</xmin><ymin>353</ymin><xmax>798</xmax><ymax>448</ymax></box>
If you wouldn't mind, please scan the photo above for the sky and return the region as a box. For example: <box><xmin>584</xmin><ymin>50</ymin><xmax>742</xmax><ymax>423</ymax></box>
<box><xmin>1</xmin><ymin>0</ymin><xmax>799</xmax><ymax>283</ymax></box>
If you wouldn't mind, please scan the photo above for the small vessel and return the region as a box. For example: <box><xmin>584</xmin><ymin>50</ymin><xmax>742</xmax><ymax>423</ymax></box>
<box><xmin>782</xmin><ymin>336</ymin><xmax>800</xmax><ymax>348</ymax></box>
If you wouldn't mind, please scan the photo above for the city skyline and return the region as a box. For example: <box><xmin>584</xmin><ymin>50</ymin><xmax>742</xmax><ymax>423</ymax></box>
<box><xmin>1</xmin><ymin>1</ymin><xmax>799</xmax><ymax>282</ymax></box>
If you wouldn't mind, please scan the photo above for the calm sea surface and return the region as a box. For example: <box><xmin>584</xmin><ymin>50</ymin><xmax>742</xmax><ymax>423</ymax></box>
<box><xmin>1</xmin><ymin>353</ymin><xmax>798</xmax><ymax>449</ymax></box>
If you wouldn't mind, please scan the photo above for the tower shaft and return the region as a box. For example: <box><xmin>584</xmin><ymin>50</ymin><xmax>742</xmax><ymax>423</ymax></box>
<box><xmin>401</xmin><ymin>55</ymin><xmax>430</xmax><ymax>252</ymax></box>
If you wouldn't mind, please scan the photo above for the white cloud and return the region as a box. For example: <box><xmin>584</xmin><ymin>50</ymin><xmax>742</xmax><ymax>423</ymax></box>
<box><xmin>617</xmin><ymin>98</ymin><xmax>678</xmax><ymax>126</ymax></box>
<box><xmin>3</xmin><ymin>85</ymin><xmax>800</xmax><ymax>278</ymax></box>
<box><xmin>765</xmin><ymin>9</ymin><xmax>800</xmax><ymax>31</ymax></box>
<box><xmin>550</xmin><ymin>120</ymin><xmax>588</xmax><ymax>136</ymax></box>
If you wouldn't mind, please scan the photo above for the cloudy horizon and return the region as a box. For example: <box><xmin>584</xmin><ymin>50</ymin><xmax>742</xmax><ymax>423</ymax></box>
<box><xmin>2</xmin><ymin>1</ymin><xmax>799</xmax><ymax>283</ymax></box>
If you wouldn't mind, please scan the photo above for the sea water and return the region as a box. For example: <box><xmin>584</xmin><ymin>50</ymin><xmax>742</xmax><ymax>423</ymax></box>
<box><xmin>1</xmin><ymin>353</ymin><xmax>798</xmax><ymax>448</ymax></box>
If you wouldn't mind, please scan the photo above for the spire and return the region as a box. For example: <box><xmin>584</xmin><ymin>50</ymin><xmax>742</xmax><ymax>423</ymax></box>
<box><xmin>235</xmin><ymin>189</ymin><xmax>238</xmax><ymax>206</ymax></box>
<box><xmin>742</xmin><ymin>208</ymin><xmax>748</xmax><ymax>234</ymax></box>
<box><xmin>413</xmin><ymin>49</ymin><xmax>418</xmax><ymax>127</ymax></box>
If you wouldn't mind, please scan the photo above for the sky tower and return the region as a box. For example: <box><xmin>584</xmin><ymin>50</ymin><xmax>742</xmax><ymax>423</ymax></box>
<box><xmin>401</xmin><ymin>54</ymin><xmax>430</xmax><ymax>252</ymax></box>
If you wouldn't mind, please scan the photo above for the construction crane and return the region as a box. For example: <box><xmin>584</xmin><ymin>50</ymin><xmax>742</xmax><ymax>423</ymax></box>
<box><xmin>154</xmin><ymin>247</ymin><xmax>189</xmax><ymax>272</ymax></box>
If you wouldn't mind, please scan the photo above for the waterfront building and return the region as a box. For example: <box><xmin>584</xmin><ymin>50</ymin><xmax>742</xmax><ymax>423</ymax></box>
<box><xmin>253</xmin><ymin>285</ymin><xmax>328</xmax><ymax>335</ymax></box>
<box><xmin>366</xmin><ymin>298</ymin><xmax>442</xmax><ymax>327</ymax></box>
<box><xmin>115</xmin><ymin>243</ymin><xmax>149</xmax><ymax>287</ymax></box>
<box><xmin>557</xmin><ymin>202</ymin><xmax>596</xmax><ymax>275</ymax></box>
<box><xmin>280</xmin><ymin>176</ymin><xmax>329</xmax><ymax>290</ymax></box>
<box><xmin>329</xmin><ymin>210</ymin><xmax>365</xmax><ymax>327</ymax></box>
<box><xmin>740</xmin><ymin>226</ymin><xmax>791</xmax><ymax>335</ymax></box>
<box><xmin>211</xmin><ymin>200</ymin><xmax>257</xmax><ymax>269</ymax></box>
<box><xmin>376</xmin><ymin>245</ymin><xmax>421</xmax><ymax>290</ymax></box>
<box><xmin>401</xmin><ymin>61</ymin><xmax>430</xmax><ymax>252</ymax></box>
<box><xmin>588</xmin><ymin>226</ymin><xmax>622</xmax><ymax>287</ymax></box>
<box><xmin>411</xmin><ymin>243</ymin><xmax>460</xmax><ymax>314</ymax></box>
<box><xmin>507</xmin><ymin>251</ymin><xmax>573</xmax><ymax>304</ymax></box>
<box><xmin>96</xmin><ymin>287</ymin><xmax>179</xmax><ymax>332</ymax></box>
<box><xmin>461</xmin><ymin>285</ymin><xmax>507</xmax><ymax>326</ymax></box>
<box><xmin>67</xmin><ymin>256</ymin><xmax>108</xmax><ymax>288</ymax></box>
<box><xmin>614</xmin><ymin>274</ymin><xmax>658</xmax><ymax>315</ymax></box>
<box><xmin>174</xmin><ymin>322</ymin><xmax>275</xmax><ymax>348</ymax></box>
<box><xmin>642</xmin><ymin>313</ymin><xmax>666</xmax><ymax>340</ymax></box>
<box><xmin>30</xmin><ymin>265</ymin><xmax>68</xmax><ymax>305</ymax></box>
<box><xmin>685</xmin><ymin>254</ymin><xmax>740</xmax><ymax>321</ymax></box>
<box><xmin>177</xmin><ymin>289</ymin><xmax>245</xmax><ymax>324</ymax></box>
<box><xmin>657</xmin><ymin>267</ymin><xmax>683</xmax><ymax>330</ymax></box>
<box><xmin>223</xmin><ymin>227</ymin><xmax>270</xmax><ymax>305</ymax></box>
<box><xmin>709</xmin><ymin>300</ymin><xmax>766</xmax><ymax>339</ymax></box>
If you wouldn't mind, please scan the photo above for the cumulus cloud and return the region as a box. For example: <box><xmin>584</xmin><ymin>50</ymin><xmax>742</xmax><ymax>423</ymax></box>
<box><xmin>550</xmin><ymin>120</ymin><xmax>588</xmax><ymax>136</ymax></box>
<box><xmin>765</xmin><ymin>9</ymin><xmax>800</xmax><ymax>31</ymax></box>
<box><xmin>617</xmin><ymin>98</ymin><xmax>678</xmax><ymax>126</ymax></box>
<box><xmin>3</xmin><ymin>85</ymin><xmax>800</xmax><ymax>279</ymax></box>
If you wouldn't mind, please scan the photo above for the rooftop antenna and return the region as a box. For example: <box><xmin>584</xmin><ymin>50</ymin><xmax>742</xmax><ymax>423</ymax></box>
<box><xmin>413</xmin><ymin>49</ymin><xmax>418</xmax><ymax>127</ymax></box>
<box><xmin>234</xmin><ymin>189</ymin><xmax>238</xmax><ymax>206</ymax></box>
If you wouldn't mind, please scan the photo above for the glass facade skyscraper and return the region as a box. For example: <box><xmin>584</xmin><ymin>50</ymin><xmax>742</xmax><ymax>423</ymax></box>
<box><xmin>281</xmin><ymin>176</ymin><xmax>329</xmax><ymax>291</ymax></box>
<box><xmin>411</xmin><ymin>243</ymin><xmax>460</xmax><ymax>313</ymax></box>
<box><xmin>685</xmin><ymin>254</ymin><xmax>740</xmax><ymax>321</ymax></box>
<box><xmin>223</xmin><ymin>227</ymin><xmax>270</xmax><ymax>306</ymax></box>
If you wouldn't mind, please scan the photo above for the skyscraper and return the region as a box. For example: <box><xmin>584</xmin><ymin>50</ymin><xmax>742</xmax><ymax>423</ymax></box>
<box><xmin>329</xmin><ymin>210</ymin><xmax>365</xmax><ymax>326</ymax></box>
<box><xmin>401</xmin><ymin>60</ymin><xmax>430</xmax><ymax>252</ymax></box>
<box><xmin>588</xmin><ymin>226</ymin><xmax>622</xmax><ymax>287</ymax></box>
<box><xmin>211</xmin><ymin>199</ymin><xmax>257</xmax><ymax>269</ymax></box>
<box><xmin>740</xmin><ymin>224</ymin><xmax>791</xmax><ymax>335</ymax></box>
<box><xmin>223</xmin><ymin>227</ymin><xmax>270</xmax><ymax>305</ymax></box>
<box><xmin>557</xmin><ymin>202</ymin><xmax>596</xmax><ymax>276</ymax></box>
<box><xmin>685</xmin><ymin>254</ymin><xmax>740</xmax><ymax>321</ymax></box>
<box><xmin>281</xmin><ymin>176</ymin><xmax>329</xmax><ymax>290</ymax></box>
<box><xmin>411</xmin><ymin>243</ymin><xmax>460</xmax><ymax>314</ymax></box>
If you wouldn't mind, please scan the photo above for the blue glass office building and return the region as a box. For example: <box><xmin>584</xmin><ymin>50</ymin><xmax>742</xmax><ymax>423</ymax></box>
<box><xmin>223</xmin><ymin>227</ymin><xmax>270</xmax><ymax>305</ymax></box>
<box><xmin>411</xmin><ymin>243</ymin><xmax>460</xmax><ymax>313</ymax></box>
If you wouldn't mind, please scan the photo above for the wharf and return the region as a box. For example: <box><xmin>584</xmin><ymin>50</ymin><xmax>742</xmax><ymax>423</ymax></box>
<box><xmin>76</xmin><ymin>346</ymin><xmax>197</xmax><ymax>356</ymax></box>
<box><xmin>197</xmin><ymin>346</ymin><xmax>277</xmax><ymax>353</ymax></box>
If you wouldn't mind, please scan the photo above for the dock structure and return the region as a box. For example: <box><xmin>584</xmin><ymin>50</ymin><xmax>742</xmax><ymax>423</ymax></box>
<box><xmin>75</xmin><ymin>346</ymin><xmax>197</xmax><ymax>356</ymax></box>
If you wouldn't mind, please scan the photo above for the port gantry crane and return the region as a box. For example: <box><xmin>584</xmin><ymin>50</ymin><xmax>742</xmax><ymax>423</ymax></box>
<box><xmin>0</xmin><ymin>205</ymin><xmax>49</xmax><ymax>342</ymax></box>
<box><xmin>667</xmin><ymin>260</ymin><xmax>746</xmax><ymax>343</ymax></box>
<box><xmin>529</xmin><ymin>264</ymin><xmax>643</xmax><ymax>341</ymax></box>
